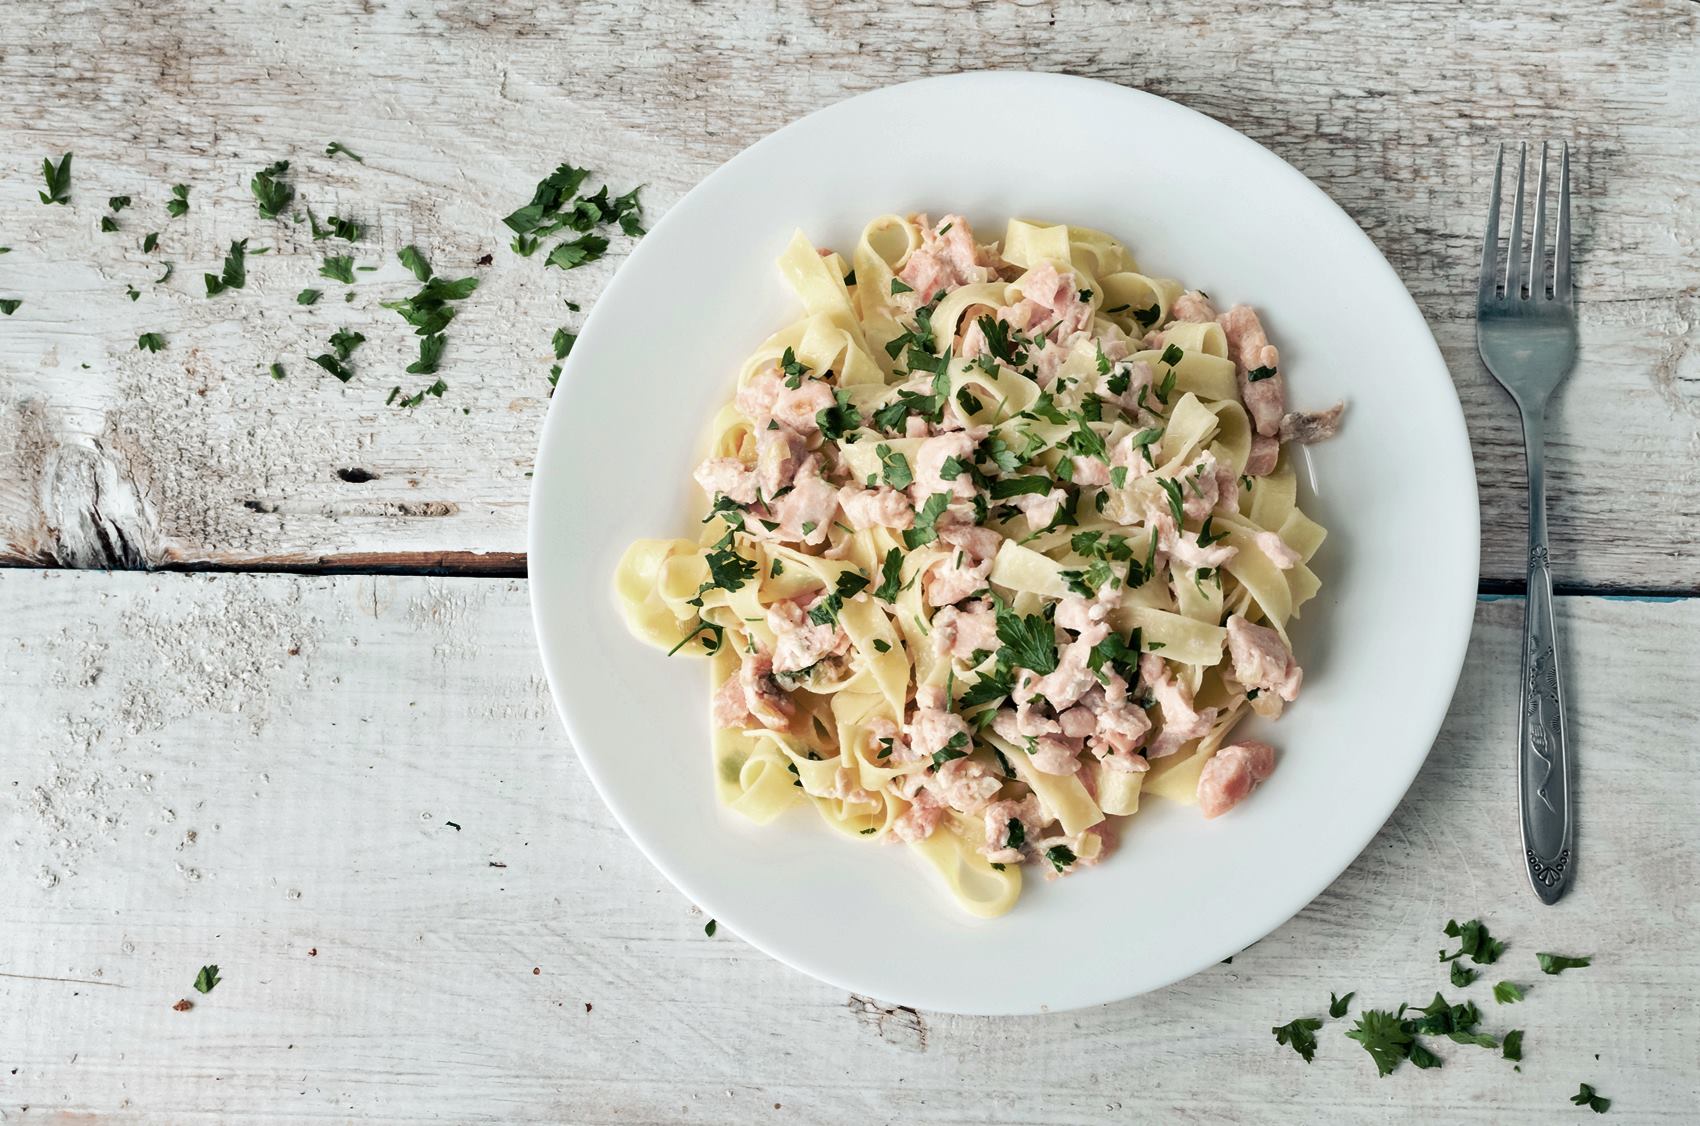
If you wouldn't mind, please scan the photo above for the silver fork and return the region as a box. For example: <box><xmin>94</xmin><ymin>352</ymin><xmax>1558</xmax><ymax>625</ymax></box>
<box><xmin>1476</xmin><ymin>141</ymin><xmax>1576</xmax><ymax>904</ymax></box>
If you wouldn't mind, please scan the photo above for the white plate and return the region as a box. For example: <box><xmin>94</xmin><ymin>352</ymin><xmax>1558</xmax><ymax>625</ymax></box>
<box><xmin>529</xmin><ymin>72</ymin><xmax>1478</xmax><ymax>1015</ymax></box>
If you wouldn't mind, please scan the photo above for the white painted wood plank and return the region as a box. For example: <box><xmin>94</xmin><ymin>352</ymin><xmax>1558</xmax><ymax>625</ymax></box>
<box><xmin>0</xmin><ymin>2</ymin><xmax>1696</xmax><ymax>587</ymax></box>
<box><xmin>1</xmin><ymin>571</ymin><xmax>1694</xmax><ymax>1123</ymax></box>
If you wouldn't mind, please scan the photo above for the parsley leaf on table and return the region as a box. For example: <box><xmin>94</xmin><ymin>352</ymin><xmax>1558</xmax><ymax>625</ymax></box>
<box><xmin>39</xmin><ymin>153</ymin><xmax>72</xmax><ymax>205</ymax></box>
<box><xmin>1439</xmin><ymin>918</ymin><xmax>1505</xmax><ymax>965</ymax></box>
<box><xmin>192</xmin><ymin>964</ymin><xmax>221</xmax><ymax>994</ymax></box>
<box><xmin>250</xmin><ymin>160</ymin><xmax>294</xmax><ymax>219</ymax></box>
<box><xmin>1272</xmin><ymin>1017</ymin><xmax>1323</xmax><ymax>1063</ymax></box>
<box><xmin>1536</xmin><ymin>952</ymin><xmax>1591</xmax><ymax>975</ymax></box>
<box><xmin>1570</xmin><ymin>1083</ymin><xmax>1610</xmax><ymax>1113</ymax></box>
<box><xmin>1345</xmin><ymin>1009</ymin><xmax>1412</xmax><ymax>1077</ymax></box>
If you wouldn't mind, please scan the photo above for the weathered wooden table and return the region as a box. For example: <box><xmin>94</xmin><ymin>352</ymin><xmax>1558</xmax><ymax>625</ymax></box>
<box><xmin>3</xmin><ymin>3</ymin><xmax>1696</xmax><ymax>1122</ymax></box>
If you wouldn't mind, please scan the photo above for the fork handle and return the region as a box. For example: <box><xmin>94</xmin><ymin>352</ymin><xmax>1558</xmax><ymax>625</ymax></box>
<box><xmin>1517</xmin><ymin>407</ymin><xmax>1573</xmax><ymax>903</ymax></box>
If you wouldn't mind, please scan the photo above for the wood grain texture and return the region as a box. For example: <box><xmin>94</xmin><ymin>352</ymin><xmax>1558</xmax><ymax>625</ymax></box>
<box><xmin>0</xmin><ymin>1</ymin><xmax>1696</xmax><ymax>589</ymax></box>
<box><xmin>1</xmin><ymin>571</ymin><xmax>1695</xmax><ymax>1123</ymax></box>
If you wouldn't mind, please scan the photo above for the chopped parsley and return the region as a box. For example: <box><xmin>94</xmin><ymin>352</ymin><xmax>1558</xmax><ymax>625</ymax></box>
<box><xmin>325</xmin><ymin>141</ymin><xmax>364</xmax><ymax>161</ymax></box>
<box><xmin>1329</xmin><ymin>991</ymin><xmax>1355</xmax><ymax>1019</ymax></box>
<box><xmin>1344</xmin><ymin>1009</ymin><xmax>1412</xmax><ymax>1077</ymax></box>
<box><xmin>874</xmin><ymin>547</ymin><xmax>904</xmax><ymax>602</ymax></box>
<box><xmin>142</xmin><ymin>231</ymin><xmax>159</xmax><ymax>253</ymax></box>
<box><xmin>1004</xmin><ymin>818</ymin><xmax>1025</xmax><ymax>850</ymax></box>
<box><xmin>269</xmin><ymin>363</ymin><xmax>285</xmax><ymax>381</ymax></box>
<box><xmin>957</xmin><ymin>670</ymin><xmax>1013</xmax><ymax>715</ymax></box>
<box><xmin>0</xmin><ymin>299</ymin><xmax>19</xmax><ymax>316</ymax></box>
<box><xmin>166</xmin><ymin>184</ymin><xmax>190</xmax><ymax>218</ymax></box>
<box><xmin>399</xmin><ymin>245</ymin><xmax>432</xmax><ymax>283</ymax></box>
<box><xmin>1492</xmin><ymin>981</ymin><xmax>1526</xmax><ymax>1005</ymax></box>
<box><xmin>38</xmin><ymin>152</ymin><xmax>72</xmax><ymax>205</ymax></box>
<box><xmin>1536</xmin><ymin>952</ymin><xmax>1591</xmax><ymax>975</ymax></box>
<box><xmin>545</xmin><ymin>233</ymin><xmax>609</xmax><ymax>270</ymax></box>
<box><xmin>192</xmin><ymin>964</ymin><xmax>221</xmax><ymax>994</ymax></box>
<box><xmin>383</xmin><ymin>274</ymin><xmax>479</xmax><ymax>340</ymax></box>
<box><xmin>1156</xmin><ymin>477</ymin><xmax>1185</xmax><ymax>527</ymax></box>
<box><xmin>1570</xmin><ymin>1084</ymin><xmax>1610</xmax><ymax>1113</ymax></box>
<box><xmin>974</xmin><ymin>315</ymin><xmax>1027</xmax><ymax>366</ymax></box>
<box><xmin>871</xmin><ymin>638</ymin><xmax>891</xmax><ymax>653</ymax></box>
<box><xmin>902</xmin><ymin>492</ymin><xmax>951</xmax><ymax>549</ymax></box>
<box><xmin>250</xmin><ymin>160</ymin><xmax>294</xmax><ymax>220</ymax></box>
<box><xmin>931</xmin><ymin>732</ymin><xmax>970</xmax><ymax>769</ymax></box>
<box><xmin>890</xmin><ymin>278</ymin><xmax>913</xmax><ymax>295</ymax></box>
<box><xmin>100</xmin><ymin>215</ymin><xmax>119</xmax><ymax>233</ymax></box>
<box><xmin>989</xmin><ymin>475</ymin><xmax>1053</xmax><ymax>499</ymax></box>
<box><xmin>329</xmin><ymin>328</ymin><xmax>365</xmax><ymax>360</ymax></box>
<box><xmin>204</xmin><ymin>239</ymin><xmax>249</xmax><ymax>296</ymax></box>
<box><xmin>815</xmin><ymin>388</ymin><xmax>861</xmax><ymax>440</ymax></box>
<box><xmin>1044</xmin><ymin>844</ymin><xmax>1076</xmax><ymax>873</ymax></box>
<box><xmin>1271</xmin><ymin>1017</ymin><xmax>1323</xmax><ymax>1063</ymax></box>
<box><xmin>1247</xmin><ymin>365</ymin><xmax>1278</xmax><ymax>383</ymax></box>
<box><xmin>126</xmin><ymin>284</ymin><xmax>140</xmax><ymax>301</ymax></box>
<box><xmin>1086</xmin><ymin>630</ymin><xmax>1141</xmax><ymax>684</ymax></box>
<box><xmin>319</xmin><ymin>255</ymin><xmax>357</xmax><ymax>284</ymax></box>
<box><xmin>1439</xmin><ymin>918</ymin><xmax>1505</xmax><ymax>965</ymax></box>
<box><xmin>136</xmin><ymin>332</ymin><xmax>165</xmax><ymax>352</ymax></box>
<box><xmin>666</xmin><ymin>619</ymin><xmax>724</xmax><ymax>656</ymax></box>
<box><xmin>1450</xmin><ymin>962</ymin><xmax>1477</xmax><ymax>988</ymax></box>
<box><xmin>505</xmin><ymin>163</ymin><xmax>591</xmax><ymax>235</ymax></box>
<box><xmin>995</xmin><ymin>602</ymin><xmax>1058</xmax><ymax>675</ymax></box>
<box><xmin>807</xmin><ymin>570</ymin><xmax>870</xmax><ymax>626</ymax></box>
<box><xmin>297</xmin><ymin>288</ymin><xmax>321</xmax><ymax>306</ymax></box>
<box><xmin>1132</xmin><ymin>302</ymin><xmax>1162</xmax><ymax>329</ymax></box>
<box><xmin>407</xmin><ymin>333</ymin><xmax>446</xmax><ymax>375</ymax></box>
<box><xmin>876</xmin><ymin>443</ymin><xmax>913</xmax><ymax>489</ymax></box>
<box><xmin>311</xmin><ymin>354</ymin><xmax>355</xmax><ymax>382</ymax></box>
<box><xmin>553</xmin><ymin>327</ymin><xmax>577</xmax><ymax>360</ymax></box>
<box><xmin>703</xmin><ymin>918</ymin><xmax>717</xmax><ymax>937</ymax></box>
<box><xmin>1502</xmin><ymin>1029</ymin><xmax>1523</xmax><ymax>1061</ymax></box>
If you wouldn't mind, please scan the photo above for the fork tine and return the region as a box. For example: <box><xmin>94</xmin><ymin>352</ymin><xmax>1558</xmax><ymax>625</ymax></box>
<box><xmin>1528</xmin><ymin>141</ymin><xmax>1549</xmax><ymax>299</ymax></box>
<box><xmin>1554</xmin><ymin>141</ymin><xmax>1572</xmax><ymax>302</ymax></box>
<box><xmin>1504</xmin><ymin>142</ymin><xmax>1528</xmax><ymax>301</ymax></box>
<box><xmin>1478</xmin><ymin>143</ymin><xmax>1504</xmax><ymax>306</ymax></box>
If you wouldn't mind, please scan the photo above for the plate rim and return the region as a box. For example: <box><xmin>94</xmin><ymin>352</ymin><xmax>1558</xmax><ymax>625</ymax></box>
<box><xmin>527</xmin><ymin>70</ymin><xmax>1480</xmax><ymax>1014</ymax></box>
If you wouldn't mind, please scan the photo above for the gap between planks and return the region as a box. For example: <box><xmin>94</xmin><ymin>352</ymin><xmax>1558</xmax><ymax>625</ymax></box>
<box><xmin>2</xmin><ymin>554</ymin><xmax>1696</xmax><ymax>599</ymax></box>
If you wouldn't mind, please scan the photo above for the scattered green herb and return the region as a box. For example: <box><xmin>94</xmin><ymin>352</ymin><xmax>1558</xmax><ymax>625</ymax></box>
<box><xmin>1272</xmin><ymin>1017</ymin><xmax>1323</xmax><ymax>1063</ymax></box>
<box><xmin>166</xmin><ymin>184</ymin><xmax>190</xmax><ymax>218</ymax></box>
<box><xmin>1536</xmin><ymin>953</ymin><xmax>1591</xmax><ymax>975</ymax></box>
<box><xmin>39</xmin><ymin>153</ymin><xmax>72</xmax><ymax>205</ymax></box>
<box><xmin>192</xmin><ymin>964</ymin><xmax>221</xmax><ymax>994</ymax></box>
<box><xmin>250</xmin><ymin>160</ymin><xmax>294</xmax><ymax>219</ymax></box>
<box><xmin>203</xmin><ymin>239</ymin><xmax>248</xmax><ymax>296</ymax></box>
<box><xmin>325</xmin><ymin>141</ymin><xmax>364</xmax><ymax>162</ymax></box>
<box><xmin>137</xmin><ymin>332</ymin><xmax>165</xmax><ymax>352</ymax></box>
<box><xmin>1570</xmin><ymin>1084</ymin><xmax>1610</xmax><ymax>1114</ymax></box>
<box><xmin>319</xmin><ymin>255</ymin><xmax>356</xmax><ymax>284</ymax></box>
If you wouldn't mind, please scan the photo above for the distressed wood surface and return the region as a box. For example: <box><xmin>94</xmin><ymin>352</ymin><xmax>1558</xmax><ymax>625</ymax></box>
<box><xmin>1</xmin><ymin>1</ymin><xmax>1698</xmax><ymax>590</ymax></box>
<box><xmin>1</xmin><ymin>571</ymin><xmax>1695</xmax><ymax>1123</ymax></box>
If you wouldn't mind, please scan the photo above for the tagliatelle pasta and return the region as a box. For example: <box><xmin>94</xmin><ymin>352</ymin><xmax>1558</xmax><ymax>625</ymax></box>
<box><xmin>614</xmin><ymin>215</ymin><xmax>1342</xmax><ymax>916</ymax></box>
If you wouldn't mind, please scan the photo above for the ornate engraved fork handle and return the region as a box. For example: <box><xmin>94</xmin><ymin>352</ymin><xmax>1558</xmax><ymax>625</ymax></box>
<box><xmin>1518</xmin><ymin>408</ymin><xmax>1573</xmax><ymax>903</ymax></box>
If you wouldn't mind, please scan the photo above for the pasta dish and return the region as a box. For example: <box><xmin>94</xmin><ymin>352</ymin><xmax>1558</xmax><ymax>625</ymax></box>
<box><xmin>615</xmin><ymin>214</ymin><xmax>1342</xmax><ymax>916</ymax></box>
